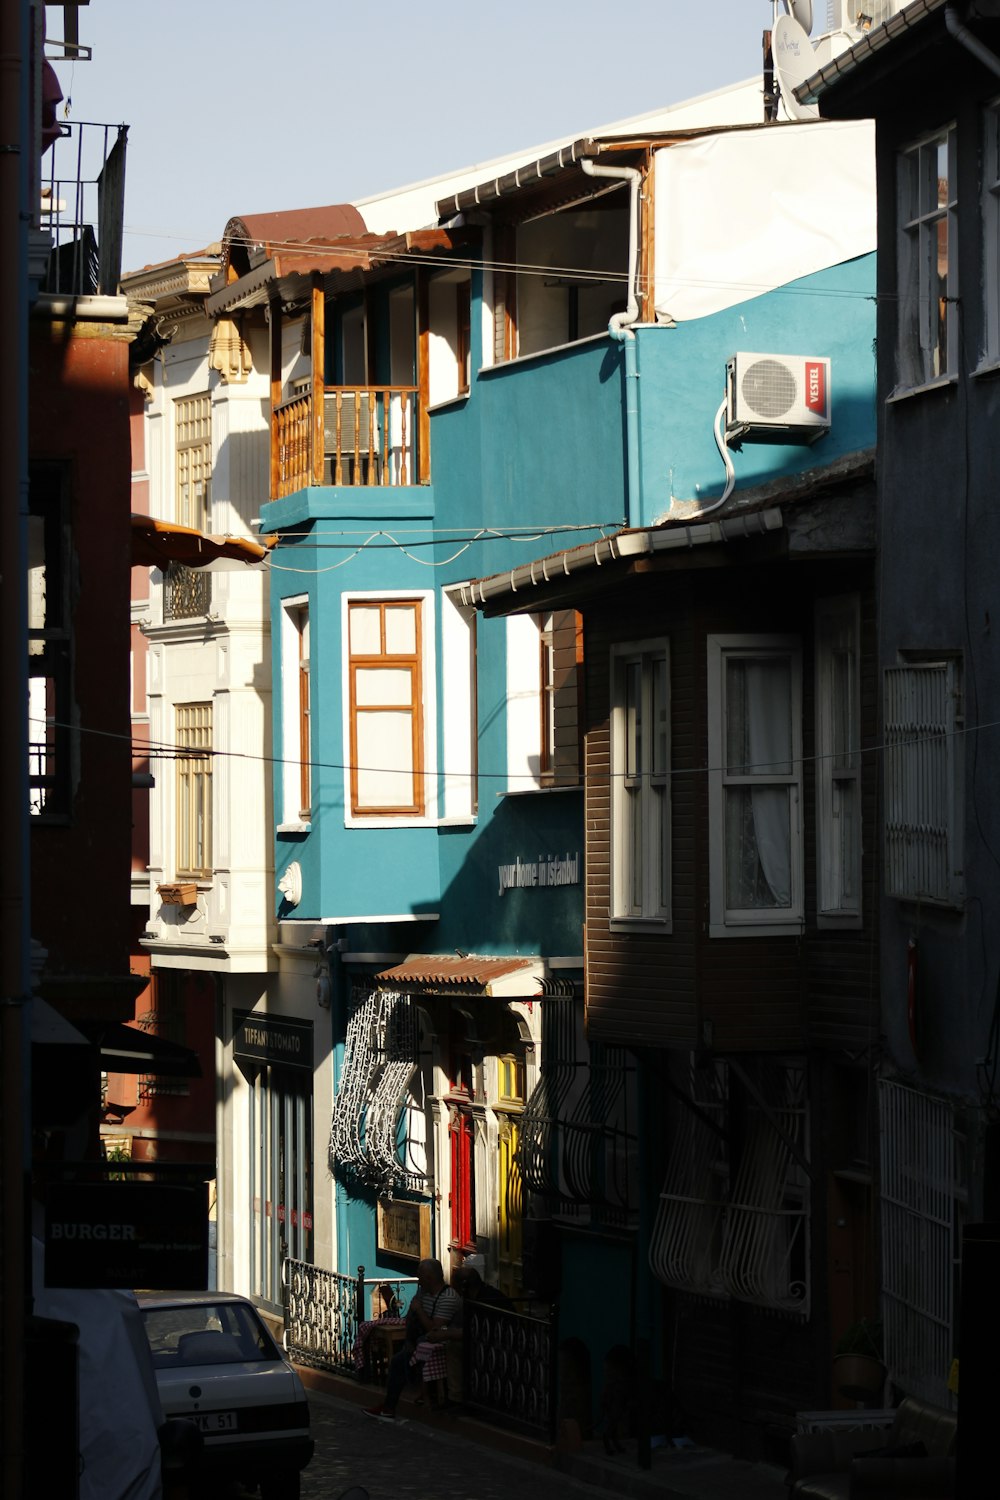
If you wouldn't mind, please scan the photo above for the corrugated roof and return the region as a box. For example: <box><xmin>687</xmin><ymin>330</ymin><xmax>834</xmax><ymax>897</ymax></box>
<box><xmin>376</xmin><ymin>955</ymin><xmax>543</xmax><ymax>996</ymax></box>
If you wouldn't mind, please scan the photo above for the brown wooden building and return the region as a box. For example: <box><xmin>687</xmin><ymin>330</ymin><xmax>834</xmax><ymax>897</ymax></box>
<box><xmin>469</xmin><ymin>451</ymin><xmax>882</xmax><ymax>1456</ymax></box>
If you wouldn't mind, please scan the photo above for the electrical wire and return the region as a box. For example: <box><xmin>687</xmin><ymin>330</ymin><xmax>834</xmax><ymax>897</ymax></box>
<box><xmin>30</xmin><ymin>710</ymin><xmax>1000</xmax><ymax>787</ymax></box>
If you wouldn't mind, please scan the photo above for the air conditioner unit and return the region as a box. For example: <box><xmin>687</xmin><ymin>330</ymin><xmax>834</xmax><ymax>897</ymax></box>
<box><xmin>725</xmin><ymin>352</ymin><xmax>831</xmax><ymax>445</ymax></box>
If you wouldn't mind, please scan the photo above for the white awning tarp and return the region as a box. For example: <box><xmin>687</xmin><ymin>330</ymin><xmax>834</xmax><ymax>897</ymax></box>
<box><xmin>653</xmin><ymin>119</ymin><xmax>876</xmax><ymax>324</ymax></box>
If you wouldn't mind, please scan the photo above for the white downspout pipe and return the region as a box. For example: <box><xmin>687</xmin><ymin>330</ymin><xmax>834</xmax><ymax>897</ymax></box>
<box><xmin>581</xmin><ymin>158</ymin><xmax>642</xmax><ymax>524</ymax></box>
<box><xmin>945</xmin><ymin>4</ymin><xmax>1000</xmax><ymax>80</ymax></box>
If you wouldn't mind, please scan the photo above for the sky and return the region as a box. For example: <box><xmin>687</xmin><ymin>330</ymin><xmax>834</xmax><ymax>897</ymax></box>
<box><xmin>48</xmin><ymin>1</ymin><xmax>800</xmax><ymax>273</ymax></box>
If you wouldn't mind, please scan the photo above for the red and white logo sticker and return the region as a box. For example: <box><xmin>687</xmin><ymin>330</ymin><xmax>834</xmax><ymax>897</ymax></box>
<box><xmin>804</xmin><ymin>360</ymin><xmax>827</xmax><ymax>417</ymax></box>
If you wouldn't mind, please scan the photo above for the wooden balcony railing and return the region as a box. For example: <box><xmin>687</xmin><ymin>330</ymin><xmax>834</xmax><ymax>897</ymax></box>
<box><xmin>273</xmin><ymin>384</ymin><xmax>420</xmax><ymax>498</ymax></box>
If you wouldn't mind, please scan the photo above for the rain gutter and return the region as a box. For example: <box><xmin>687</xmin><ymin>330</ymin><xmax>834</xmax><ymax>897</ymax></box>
<box><xmin>458</xmin><ymin>507</ymin><xmax>784</xmax><ymax>609</ymax></box>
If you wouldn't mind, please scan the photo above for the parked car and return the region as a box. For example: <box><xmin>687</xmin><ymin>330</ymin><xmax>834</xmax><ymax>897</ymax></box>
<box><xmin>138</xmin><ymin>1290</ymin><xmax>313</xmax><ymax>1500</ymax></box>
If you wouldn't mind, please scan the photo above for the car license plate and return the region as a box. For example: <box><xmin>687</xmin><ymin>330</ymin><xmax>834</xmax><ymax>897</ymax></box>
<box><xmin>193</xmin><ymin>1411</ymin><xmax>237</xmax><ymax>1433</ymax></box>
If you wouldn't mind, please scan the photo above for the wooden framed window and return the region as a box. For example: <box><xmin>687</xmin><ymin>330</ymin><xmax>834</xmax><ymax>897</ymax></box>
<box><xmin>348</xmin><ymin>599</ymin><xmax>424</xmax><ymax>816</ymax></box>
<box><xmin>175</xmin><ymin>702</ymin><xmax>213</xmax><ymax>877</ymax></box>
<box><xmin>175</xmin><ymin>393</ymin><xmax>212</xmax><ymax>531</ymax></box>
<box><xmin>896</xmin><ymin>126</ymin><xmax>957</xmax><ymax>389</ymax></box>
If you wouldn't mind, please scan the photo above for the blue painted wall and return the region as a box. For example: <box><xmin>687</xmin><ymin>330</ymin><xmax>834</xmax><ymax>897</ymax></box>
<box><xmin>634</xmin><ymin>253</ymin><xmax>877</xmax><ymax>523</ymax></box>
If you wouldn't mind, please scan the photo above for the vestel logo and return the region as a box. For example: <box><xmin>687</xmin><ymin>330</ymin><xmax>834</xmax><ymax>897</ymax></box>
<box><xmin>805</xmin><ymin>360</ymin><xmax>827</xmax><ymax>417</ymax></box>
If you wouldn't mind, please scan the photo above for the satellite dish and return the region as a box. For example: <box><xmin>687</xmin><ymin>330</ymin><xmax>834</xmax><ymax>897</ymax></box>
<box><xmin>781</xmin><ymin>0</ymin><xmax>814</xmax><ymax>33</ymax></box>
<box><xmin>773</xmin><ymin>13</ymin><xmax>820</xmax><ymax>120</ymax></box>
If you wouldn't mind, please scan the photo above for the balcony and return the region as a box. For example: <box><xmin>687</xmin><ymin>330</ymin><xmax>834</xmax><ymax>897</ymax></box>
<box><xmin>36</xmin><ymin>120</ymin><xmax>127</xmax><ymax>297</ymax></box>
<box><xmin>273</xmin><ymin>384</ymin><xmax>421</xmax><ymax>499</ymax></box>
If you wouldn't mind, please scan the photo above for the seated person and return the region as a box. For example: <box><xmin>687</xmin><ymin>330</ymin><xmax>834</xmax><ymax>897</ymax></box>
<box><xmin>451</xmin><ymin>1266</ymin><xmax>514</xmax><ymax>1312</ymax></box>
<box><xmin>363</xmin><ymin>1258</ymin><xmax>460</xmax><ymax>1423</ymax></box>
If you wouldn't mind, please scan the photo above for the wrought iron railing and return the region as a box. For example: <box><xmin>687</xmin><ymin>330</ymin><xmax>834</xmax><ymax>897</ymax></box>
<box><xmin>164</xmin><ymin>561</ymin><xmax>211</xmax><ymax>620</ymax></box>
<box><xmin>39</xmin><ymin>120</ymin><xmax>128</xmax><ymax>297</ymax></box>
<box><xmin>282</xmin><ymin>1260</ymin><xmax>416</xmax><ymax>1372</ymax></box>
<box><xmin>282</xmin><ymin>1257</ymin><xmax>557</xmax><ymax>1437</ymax></box>
<box><xmin>462</xmin><ymin>1300</ymin><xmax>557</xmax><ymax>1440</ymax></box>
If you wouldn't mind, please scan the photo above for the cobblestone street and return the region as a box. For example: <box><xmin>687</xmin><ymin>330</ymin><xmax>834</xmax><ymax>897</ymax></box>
<box><xmin>301</xmin><ymin>1389</ymin><xmax>608</xmax><ymax>1500</ymax></box>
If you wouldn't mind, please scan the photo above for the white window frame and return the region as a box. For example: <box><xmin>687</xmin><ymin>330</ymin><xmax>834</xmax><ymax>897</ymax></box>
<box><xmin>895</xmin><ymin>124</ymin><xmax>958</xmax><ymax>393</ymax></box>
<box><xmin>815</xmin><ymin>596</ymin><xmax>863</xmax><ymax>927</ymax></box>
<box><xmin>609</xmin><ymin>639</ymin><xmax>671</xmax><ymax>929</ymax></box>
<box><xmin>505</xmin><ymin>615</ymin><xmax>544</xmax><ymax>792</ymax></box>
<box><xmin>427</xmin><ymin>269</ymin><xmax>472</xmax><ymax>407</ymax></box>
<box><xmin>981</xmin><ymin>100</ymin><xmax>1000</xmax><ymax>369</ymax></box>
<box><xmin>883</xmin><ymin>655</ymin><xmax>964</xmax><ymax>908</ymax></box>
<box><xmin>441</xmin><ymin>587</ymin><xmax>477</xmax><ymax>822</ymax></box>
<box><xmin>707</xmin><ymin>634</ymin><xmax>803</xmax><ymax>937</ymax></box>
<box><xmin>278</xmin><ymin>595</ymin><xmax>311</xmax><ymax>832</ymax></box>
<box><xmin>504</xmin><ymin>611</ymin><xmax>582</xmax><ymax>794</ymax></box>
<box><xmin>340</xmin><ymin>590</ymin><xmax>438</xmax><ymax>828</ymax></box>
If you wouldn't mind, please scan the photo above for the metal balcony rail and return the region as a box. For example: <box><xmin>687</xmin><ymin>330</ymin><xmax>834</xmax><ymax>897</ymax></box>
<box><xmin>39</xmin><ymin>120</ymin><xmax>128</xmax><ymax>297</ymax></box>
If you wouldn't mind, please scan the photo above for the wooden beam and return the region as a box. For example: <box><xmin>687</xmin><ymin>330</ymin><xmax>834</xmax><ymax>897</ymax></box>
<box><xmin>269</xmin><ymin>297</ymin><xmax>282</xmax><ymax>500</ymax></box>
<box><xmin>311</xmin><ymin>274</ymin><xmax>325</xmax><ymax>486</ymax></box>
<box><xmin>640</xmin><ymin>151</ymin><xmax>654</xmax><ymax>324</ymax></box>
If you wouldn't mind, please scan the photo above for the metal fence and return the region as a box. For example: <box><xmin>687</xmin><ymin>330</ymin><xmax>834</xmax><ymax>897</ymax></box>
<box><xmin>462</xmin><ymin>1300</ymin><xmax>557</xmax><ymax>1440</ymax></box>
<box><xmin>282</xmin><ymin>1260</ymin><xmax>416</xmax><ymax>1372</ymax></box>
<box><xmin>283</xmin><ymin>1259</ymin><xmax>558</xmax><ymax>1439</ymax></box>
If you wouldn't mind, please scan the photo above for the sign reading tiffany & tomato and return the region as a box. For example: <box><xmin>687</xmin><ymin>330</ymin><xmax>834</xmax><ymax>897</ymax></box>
<box><xmin>233</xmin><ymin>1011</ymin><xmax>313</xmax><ymax>1071</ymax></box>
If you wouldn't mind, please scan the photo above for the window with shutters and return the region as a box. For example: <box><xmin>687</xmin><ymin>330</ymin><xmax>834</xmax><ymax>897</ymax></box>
<box><xmin>883</xmin><ymin>656</ymin><xmax>964</xmax><ymax>908</ymax></box>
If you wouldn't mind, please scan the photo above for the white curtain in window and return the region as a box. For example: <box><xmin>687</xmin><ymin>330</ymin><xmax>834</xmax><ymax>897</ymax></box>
<box><xmin>726</xmin><ymin>659</ymin><xmax>791</xmax><ymax>908</ymax></box>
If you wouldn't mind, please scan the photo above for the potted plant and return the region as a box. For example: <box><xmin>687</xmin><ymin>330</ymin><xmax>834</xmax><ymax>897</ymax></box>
<box><xmin>832</xmin><ymin>1318</ymin><xmax>886</xmax><ymax>1403</ymax></box>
